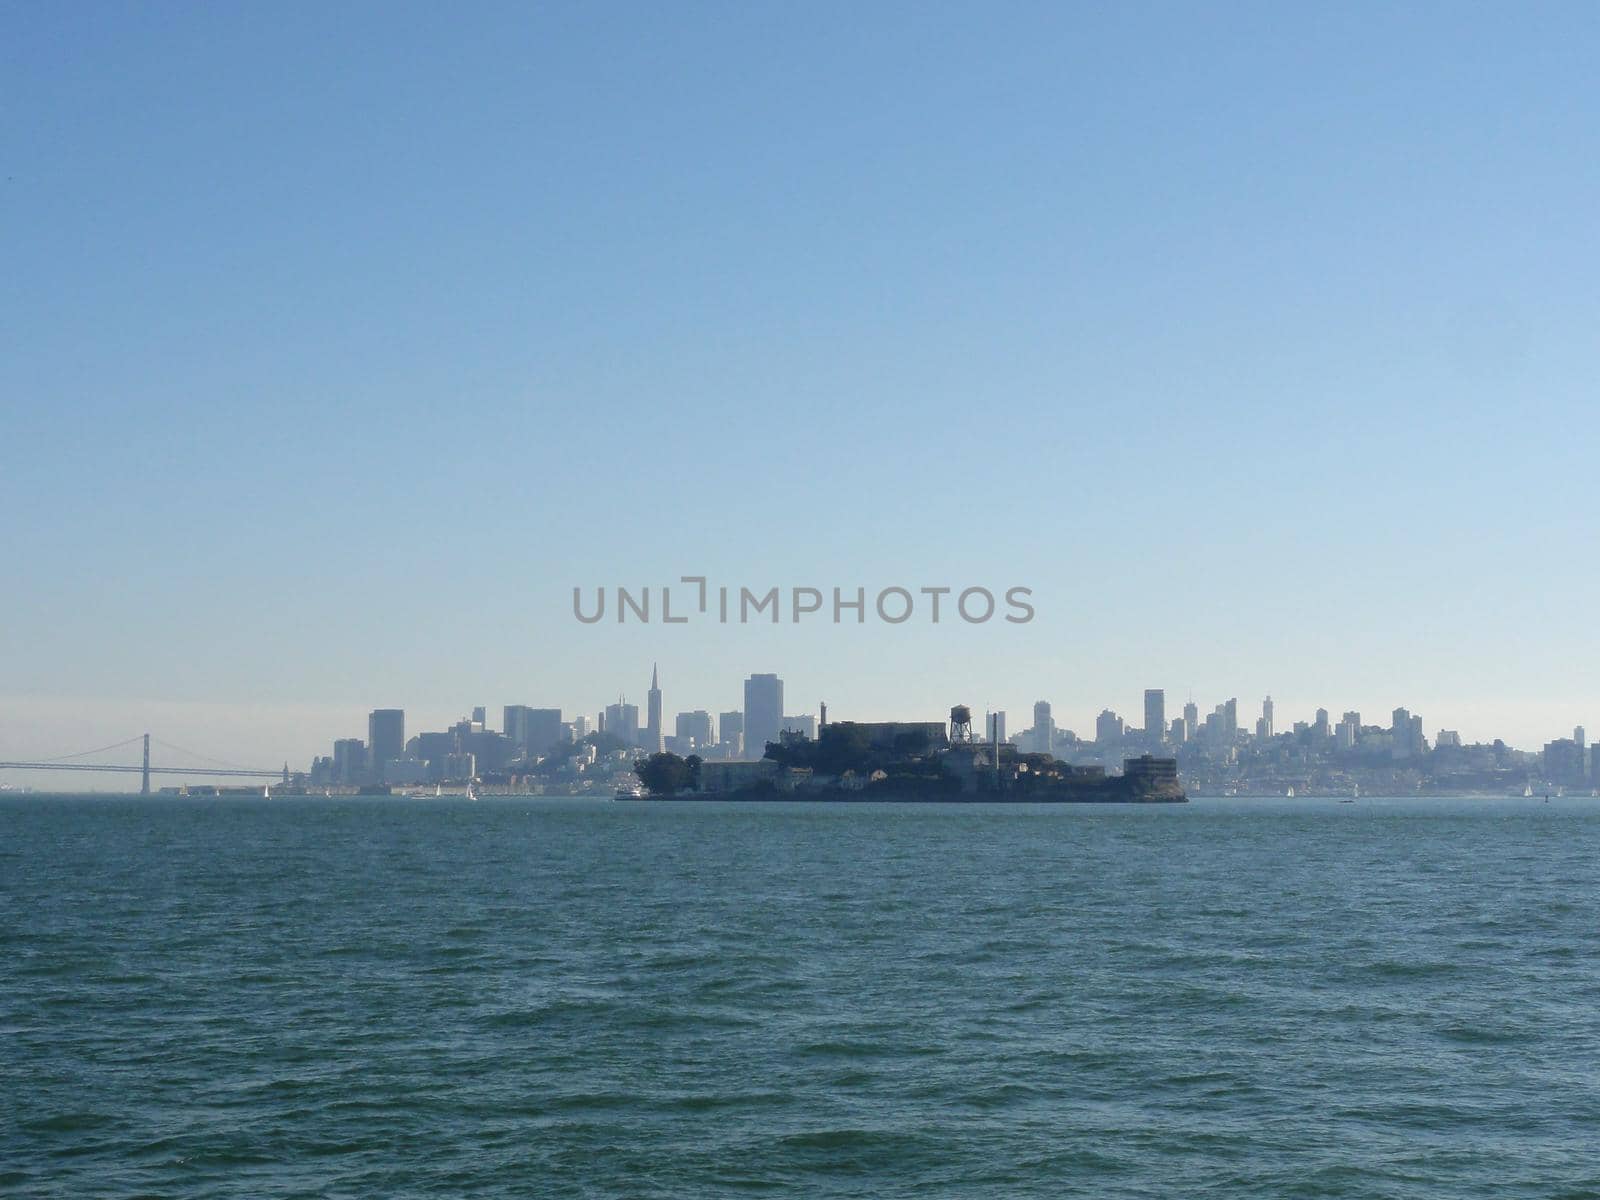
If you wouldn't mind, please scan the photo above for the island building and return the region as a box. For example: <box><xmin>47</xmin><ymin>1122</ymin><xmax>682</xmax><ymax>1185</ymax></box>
<box><xmin>781</xmin><ymin>714</ymin><xmax>818</xmax><ymax>740</ymax></box>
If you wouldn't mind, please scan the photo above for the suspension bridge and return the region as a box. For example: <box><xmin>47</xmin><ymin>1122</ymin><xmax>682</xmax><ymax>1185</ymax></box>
<box><xmin>0</xmin><ymin>734</ymin><xmax>288</xmax><ymax>794</ymax></box>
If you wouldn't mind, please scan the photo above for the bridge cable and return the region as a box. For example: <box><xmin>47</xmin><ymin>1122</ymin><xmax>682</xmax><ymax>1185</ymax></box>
<box><xmin>35</xmin><ymin>735</ymin><xmax>147</xmax><ymax>763</ymax></box>
<box><xmin>149</xmin><ymin>736</ymin><xmax>264</xmax><ymax>773</ymax></box>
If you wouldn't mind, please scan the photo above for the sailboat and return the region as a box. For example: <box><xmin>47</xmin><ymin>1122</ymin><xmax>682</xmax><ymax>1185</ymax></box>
<box><xmin>1285</xmin><ymin>786</ymin><xmax>1295</xmax><ymax>798</ymax></box>
<box><xmin>1524</xmin><ymin>782</ymin><xmax>1534</xmax><ymax>798</ymax></box>
<box><xmin>466</xmin><ymin>780</ymin><xmax>479</xmax><ymax>802</ymax></box>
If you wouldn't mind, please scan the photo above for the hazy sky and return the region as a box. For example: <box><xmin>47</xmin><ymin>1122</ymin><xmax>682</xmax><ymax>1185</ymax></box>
<box><xmin>3</xmin><ymin>2</ymin><xmax>1598</xmax><ymax>775</ymax></box>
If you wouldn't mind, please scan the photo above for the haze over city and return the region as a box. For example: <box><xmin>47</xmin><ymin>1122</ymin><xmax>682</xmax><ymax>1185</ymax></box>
<box><xmin>4</xmin><ymin>3</ymin><xmax>1598</xmax><ymax>771</ymax></box>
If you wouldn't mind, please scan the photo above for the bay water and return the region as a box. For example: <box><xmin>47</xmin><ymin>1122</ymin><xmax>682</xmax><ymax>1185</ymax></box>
<box><xmin>4</xmin><ymin>796</ymin><xmax>1598</xmax><ymax>1197</ymax></box>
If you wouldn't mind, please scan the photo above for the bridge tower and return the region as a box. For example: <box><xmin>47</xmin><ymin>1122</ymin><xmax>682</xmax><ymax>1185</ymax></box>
<box><xmin>141</xmin><ymin>734</ymin><xmax>150</xmax><ymax>796</ymax></box>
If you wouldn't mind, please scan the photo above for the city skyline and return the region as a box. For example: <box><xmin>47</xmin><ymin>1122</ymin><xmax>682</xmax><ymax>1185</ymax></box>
<box><xmin>4</xmin><ymin>655</ymin><xmax>1595</xmax><ymax>791</ymax></box>
<box><xmin>4</xmin><ymin>5</ymin><xmax>1598</xmax><ymax>777</ymax></box>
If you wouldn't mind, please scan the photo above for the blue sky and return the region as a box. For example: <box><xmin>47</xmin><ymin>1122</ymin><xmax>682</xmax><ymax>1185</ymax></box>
<box><xmin>2</xmin><ymin>2</ymin><xmax>1597</xmax><ymax>769</ymax></box>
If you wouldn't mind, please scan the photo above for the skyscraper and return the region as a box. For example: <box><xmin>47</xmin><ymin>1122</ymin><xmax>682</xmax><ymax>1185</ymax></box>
<box><xmin>527</xmin><ymin>709</ymin><xmax>562</xmax><ymax>757</ymax></box>
<box><xmin>604</xmin><ymin>700</ymin><xmax>640</xmax><ymax>747</ymax></box>
<box><xmin>743</xmin><ymin>674</ymin><xmax>783</xmax><ymax>760</ymax></box>
<box><xmin>1313</xmin><ymin>707</ymin><xmax>1331</xmax><ymax>744</ymax></box>
<box><xmin>1096</xmin><ymin>709</ymin><xmax>1124</xmax><ymax>744</ymax></box>
<box><xmin>1261</xmin><ymin>695</ymin><xmax>1275</xmax><ymax>740</ymax></box>
<box><xmin>503</xmin><ymin>705</ymin><xmax>529</xmax><ymax>746</ymax></box>
<box><xmin>503</xmin><ymin>706</ymin><xmax>562</xmax><ymax>756</ymax></box>
<box><xmin>1144</xmin><ymin>689</ymin><xmax>1165</xmax><ymax>748</ymax></box>
<box><xmin>675</xmin><ymin>710</ymin><xmax>714</xmax><ymax>749</ymax></box>
<box><xmin>646</xmin><ymin>664</ymin><xmax>664</xmax><ymax>753</ymax></box>
<box><xmin>718</xmin><ymin>711</ymin><xmax>744</xmax><ymax>758</ymax></box>
<box><xmin>368</xmin><ymin>709</ymin><xmax>405</xmax><ymax>774</ymax></box>
<box><xmin>332</xmin><ymin>737</ymin><xmax>367</xmax><ymax>785</ymax></box>
<box><xmin>1337</xmin><ymin>711</ymin><xmax>1360</xmax><ymax>749</ymax></box>
<box><xmin>1182</xmin><ymin>700</ymin><xmax>1198</xmax><ymax>742</ymax></box>
<box><xmin>1032</xmin><ymin>700</ymin><xmax>1054</xmax><ymax>755</ymax></box>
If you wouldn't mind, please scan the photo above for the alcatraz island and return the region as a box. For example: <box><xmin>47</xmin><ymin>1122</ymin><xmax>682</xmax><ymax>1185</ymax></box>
<box><xmin>627</xmin><ymin>705</ymin><xmax>1185</xmax><ymax>803</ymax></box>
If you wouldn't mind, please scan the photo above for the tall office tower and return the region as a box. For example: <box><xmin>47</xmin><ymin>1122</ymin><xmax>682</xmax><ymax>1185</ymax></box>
<box><xmin>1576</xmin><ymin>726</ymin><xmax>1587</xmax><ymax>749</ymax></box>
<box><xmin>1544</xmin><ymin>737</ymin><xmax>1585</xmax><ymax>785</ymax></box>
<box><xmin>1169</xmin><ymin>717</ymin><xmax>1187</xmax><ymax>744</ymax></box>
<box><xmin>503</xmin><ymin>705</ymin><xmax>532</xmax><ymax>749</ymax></box>
<box><xmin>675</xmin><ymin>710</ymin><xmax>714</xmax><ymax>749</ymax></box>
<box><xmin>604</xmin><ymin>701</ymin><xmax>640</xmax><ymax>747</ymax></box>
<box><xmin>525</xmin><ymin>709</ymin><xmax>562</xmax><ymax>757</ymax></box>
<box><xmin>1182</xmin><ymin>700</ymin><xmax>1198</xmax><ymax>742</ymax></box>
<box><xmin>718</xmin><ymin>711</ymin><xmax>744</xmax><ymax>758</ymax></box>
<box><xmin>1144</xmin><ymin>690</ymin><xmax>1165</xmax><ymax>747</ymax></box>
<box><xmin>368</xmin><ymin>709</ymin><xmax>405</xmax><ymax>774</ymax></box>
<box><xmin>1223</xmin><ymin>698</ymin><xmax>1238</xmax><ymax>741</ymax></box>
<box><xmin>989</xmin><ymin>711</ymin><xmax>1007</xmax><ymax>744</ymax></box>
<box><xmin>1390</xmin><ymin>707</ymin><xmax>1410</xmax><ymax>757</ymax></box>
<box><xmin>646</xmin><ymin>664</ymin><xmax>664</xmax><ymax>753</ymax></box>
<box><xmin>471</xmin><ymin>706</ymin><xmax>487</xmax><ymax>731</ymax></box>
<box><xmin>743</xmin><ymin>674</ymin><xmax>784</xmax><ymax>760</ymax></box>
<box><xmin>1337</xmin><ymin>710</ymin><xmax>1361</xmax><ymax>749</ymax></box>
<box><xmin>332</xmin><ymin>738</ymin><xmax>367</xmax><ymax>784</ymax></box>
<box><xmin>1096</xmin><ymin>709</ymin><xmax>1124</xmax><ymax>744</ymax></box>
<box><xmin>1390</xmin><ymin>707</ymin><xmax>1425</xmax><ymax>758</ymax></box>
<box><xmin>570</xmin><ymin>714</ymin><xmax>591</xmax><ymax>739</ymax></box>
<box><xmin>1313</xmin><ymin>707</ymin><xmax>1330</xmax><ymax>743</ymax></box>
<box><xmin>1262</xmin><ymin>696</ymin><xmax>1275</xmax><ymax>740</ymax></box>
<box><xmin>1033</xmin><ymin>700</ymin><xmax>1055</xmax><ymax>755</ymax></box>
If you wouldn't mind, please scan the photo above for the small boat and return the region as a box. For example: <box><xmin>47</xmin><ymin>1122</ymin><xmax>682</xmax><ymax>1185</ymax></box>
<box><xmin>1285</xmin><ymin>786</ymin><xmax>1295</xmax><ymax>798</ymax></box>
<box><xmin>1524</xmin><ymin>783</ymin><xmax>1534</xmax><ymax>798</ymax></box>
<box><xmin>466</xmin><ymin>780</ymin><xmax>479</xmax><ymax>802</ymax></box>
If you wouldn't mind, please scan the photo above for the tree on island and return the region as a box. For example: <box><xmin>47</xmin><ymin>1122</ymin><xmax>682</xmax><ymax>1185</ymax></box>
<box><xmin>633</xmin><ymin>752</ymin><xmax>702</xmax><ymax>795</ymax></box>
